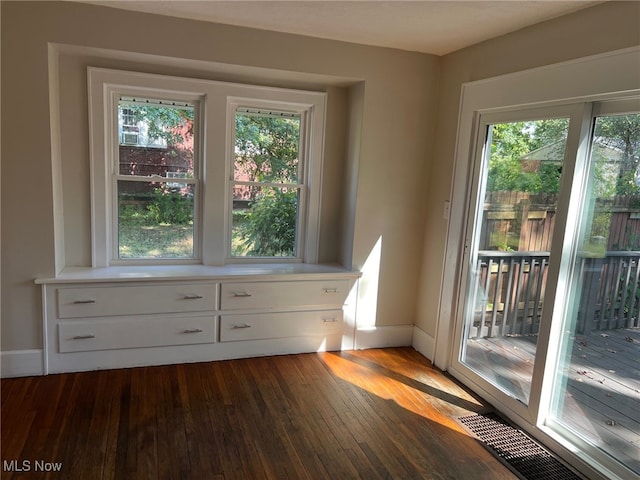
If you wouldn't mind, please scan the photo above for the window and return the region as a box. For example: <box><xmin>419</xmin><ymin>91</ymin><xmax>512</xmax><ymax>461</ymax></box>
<box><xmin>116</xmin><ymin>98</ymin><xmax>198</xmax><ymax>260</ymax></box>
<box><xmin>88</xmin><ymin>68</ymin><xmax>325</xmax><ymax>267</ymax></box>
<box><xmin>230</xmin><ymin>107</ymin><xmax>305</xmax><ymax>258</ymax></box>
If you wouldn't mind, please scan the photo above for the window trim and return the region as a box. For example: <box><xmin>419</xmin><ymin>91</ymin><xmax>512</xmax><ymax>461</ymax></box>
<box><xmin>88</xmin><ymin>67</ymin><xmax>326</xmax><ymax>267</ymax></box>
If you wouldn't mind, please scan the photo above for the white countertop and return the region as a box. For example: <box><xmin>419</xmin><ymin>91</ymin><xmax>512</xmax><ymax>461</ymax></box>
<box><xmin>36</xmin><ymin>263</ymin><xmax>361</xmax><ymax>284</ymax></box>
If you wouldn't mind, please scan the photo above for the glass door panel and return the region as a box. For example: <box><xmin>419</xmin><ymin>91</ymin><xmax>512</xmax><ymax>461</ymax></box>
<box><xmin>462</xmin><ymin>118</ymin><xmax>570</xmax><ymax>405</ymax></box>
<box><xmin>549</xmin><ymin>112</ymin><xmax>640</xmax><ymax>475</ymax></box>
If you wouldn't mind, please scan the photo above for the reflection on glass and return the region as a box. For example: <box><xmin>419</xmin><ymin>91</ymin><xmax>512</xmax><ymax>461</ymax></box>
<box><xmin>118</xmin><ymin>181</ymin><xmax>195</xmax><ymax>259</ymax></box>
<box><xmin>462</xmin><ymin>118</ymin><xmax>570</xmax><ymax>404</ymax></box>
<box><xmin>550</xmin><ymin>113</ymin><xmax>640</xmax><ymax>474</ymax></box>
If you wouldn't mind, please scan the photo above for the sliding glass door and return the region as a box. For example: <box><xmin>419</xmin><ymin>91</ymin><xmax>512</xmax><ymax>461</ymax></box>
<box><xmin>460</xmin><ymin>114</ymin><xmax>570</xmax><ymax>406</ymax></box>
<box><xmin>451</xmin><ymin>100</ymin><xmax>640</xmax><ymax>479</ymax></box>
<box><xmin>546</xmin><ymin>105</ymin><xmax>640</xmax><ymax>476</ymax></box>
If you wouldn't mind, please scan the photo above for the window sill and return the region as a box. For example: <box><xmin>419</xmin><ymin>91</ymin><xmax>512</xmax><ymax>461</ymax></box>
<box><xmin>35</xmin><ymin>263</ymin><xmax>361</xmax><ymax>285</ymax></box>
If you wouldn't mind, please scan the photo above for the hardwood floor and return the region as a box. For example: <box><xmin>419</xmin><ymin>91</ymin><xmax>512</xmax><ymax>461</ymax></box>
<box><xmin>1</xmin><ymin>348</ymin><xmax>517</xmax><ymax>479</ymax></box>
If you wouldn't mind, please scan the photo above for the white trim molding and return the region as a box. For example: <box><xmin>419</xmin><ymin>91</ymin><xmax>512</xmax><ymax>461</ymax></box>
<box><xmin>354</xmin><ymin>325</ymin><xmax>413</xmax><ymax>350</ymax></box>
<box><xmin>1</xmin><ymin>350</ymin><xmax>44</xmax><ymax>378</ymax></box>
<box><xmin>411</xmin><ymin>326</ymin><xmax>435</xmax><ymax>362</ymax></box>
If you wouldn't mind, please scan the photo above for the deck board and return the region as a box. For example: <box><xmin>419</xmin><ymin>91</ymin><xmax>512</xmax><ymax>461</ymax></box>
<box><xmin>465</xmin><ymin>327</ymin><xmax>640</xmax><ymax>474</ymax></box>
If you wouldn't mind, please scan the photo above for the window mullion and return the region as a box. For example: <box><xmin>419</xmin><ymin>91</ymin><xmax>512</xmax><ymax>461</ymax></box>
<box><xmin>116</xmin><ymin>174</ymin><xmax>198</xmax><ymax>184</ymax></box>
<box><xmin>232</xmin><ymin>180</ymin><xmax>301</xmax><ymax>189</ymax></box>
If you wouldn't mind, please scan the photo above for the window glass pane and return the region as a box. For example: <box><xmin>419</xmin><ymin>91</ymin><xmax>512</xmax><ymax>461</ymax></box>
<box><xmin>118</xmin><ymin>180</ymin><xmax>195</xmax><ymax>259</ymax></box>
<box><xmin>118</xmin><ymin>99</ymin><xmax>195</xmax><ymax>178</ymax></box>
<box><xmin>234</xmin><ymin>112</ymin><xmax>300</xmax><ymax>184</ymax></box>
<box><xmin>462</xmin><ymin>118</ymin><xmax>570</xmax><ymax>404</ymax></box>
<box><xmin>231</xmin><ymin>186</ymin><xmax>299</xmax><ymax>257</ymax></box>
<box><xmin>550</xmin><ymin>112</ymin><xmax>640</xmax><ymax>474</ymax></box>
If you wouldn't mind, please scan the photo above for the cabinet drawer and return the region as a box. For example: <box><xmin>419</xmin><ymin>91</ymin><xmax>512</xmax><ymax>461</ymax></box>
<box><xmin>220</xmin><ymin>280</ymin><xmax>350</xmax><ymax>310</ymax></box>
<box><xmin>58</xmin><ymin>315</ymin><xmax>216</xmax><ymax>353</ymax></box>
<box><xmin>57</xmin><ymin>284</ymin><xmax>217</xmax><ymax>318</ymax></box>
<box><xmin>220</xmin><ymin>310</ymin><xmax>343</xmax><ymax>342</ymax></box>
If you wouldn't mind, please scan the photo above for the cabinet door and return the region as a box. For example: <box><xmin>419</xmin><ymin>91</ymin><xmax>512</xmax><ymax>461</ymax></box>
<box><xmin>220</xmin><ymin>310</ymin><xmax>343</xmax><ymax>342</ymax></box>
<box><xmin>57</xmin><ymin>284</ymin><xmax>217</xmax><ymax>318</ymax></box>
<box><xmin>220</xmin><ymin>280</ymin><xmax>350</xmax><ymax>310</ymax></box>
<box><xmin>58</xmin><ymin>315</ymin><xmax>216</xmax><ymax>352</ymax></box>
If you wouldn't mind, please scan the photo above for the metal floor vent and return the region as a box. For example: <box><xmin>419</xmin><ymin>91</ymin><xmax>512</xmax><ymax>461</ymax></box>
<box><xmin>458</xmin><ymin>413</ymin><xmax>583</xmax><ymax>480</ymax></box>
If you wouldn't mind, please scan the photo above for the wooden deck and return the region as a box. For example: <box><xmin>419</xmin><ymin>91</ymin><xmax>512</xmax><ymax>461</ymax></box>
<box><xmin>465</xmin><ymin>327</ymin><xmax>640</xmax><ymax>474</ymax></box>
<box><xmin>1</xmin><ymin>348</ymin><xmax>518</xmax><ymax>480</ymax></box>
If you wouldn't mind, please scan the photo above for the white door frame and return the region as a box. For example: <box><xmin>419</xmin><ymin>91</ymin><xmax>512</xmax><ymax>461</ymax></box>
<box><xmin>434</xmin><ymin>46</ymin><xmax>640</xmax><ymax>480</ymax></box>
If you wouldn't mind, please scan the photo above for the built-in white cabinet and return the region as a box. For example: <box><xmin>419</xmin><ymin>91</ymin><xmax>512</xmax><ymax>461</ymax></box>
<box><xmin>38</xmin><ymin>265</ymin><xmax>359</xmax><ymax>374</ymax></box>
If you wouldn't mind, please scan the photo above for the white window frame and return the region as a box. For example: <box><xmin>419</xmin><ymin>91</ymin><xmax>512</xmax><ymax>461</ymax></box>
<box><xmin>88</xmin><ymin>67</ymin><xmax>326</xmax><ymax>267</ymax></box>
<box><xmin>225</xmin><ymin>99</ymin><xmax>314</xmax><ymax>262</ymax></box>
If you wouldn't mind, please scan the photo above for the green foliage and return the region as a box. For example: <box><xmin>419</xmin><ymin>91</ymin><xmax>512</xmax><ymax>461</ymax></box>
<box><xmin>487</xmin><ymin>114</ymin><xmax>640</xmax><ymax>196</ymax></box>
<box><xmin>487</xmin><ymin>119</ymin><xmax>568</xmax><ymax>194</ymax></box>
<box><xmin>123</xmin><ymin>103</ymin><xmax>194</xmax><ymax>147</ymax></box>
<box><xmin>237</xmin><ymin>190</ymin><xmax>298</xmax><ymax>257</ymax></box>
<box><xmin>147</xmin><ymin>188</ymin><xmax>193</xmax><ymax>225</ymax></box>
<box><xmin>235</xmin><ymin>114</ymin><xmax>300</xmax><ymax>187</ymax></box>
<box><xmin>595</xmin><ymin>114</ymin><xmax>640</xmax><ymax>195</ymax></box>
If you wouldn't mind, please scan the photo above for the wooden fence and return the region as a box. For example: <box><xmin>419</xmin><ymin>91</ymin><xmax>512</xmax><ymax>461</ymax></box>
<box><xmin>482</xmin><ymin>192</ymin><xmax>640</xmax><ymax>251</ymax></box>
<box><xmin>470</xmin><ymin>251</ymin><xmax>640</xmax><ymax>339</ymax></box>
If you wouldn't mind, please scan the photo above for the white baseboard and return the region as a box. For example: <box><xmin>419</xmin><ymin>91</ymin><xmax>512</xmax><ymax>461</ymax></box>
<box><xmin>411</xmin><ymin>326</ymin><xmax>435</xmax><ymax>362</ymax></box>
<box><xmin>354</xmin><ymin>324</ymin><xmax>413</xmax><ymax>350</ymax></box>
<box><xmin>1</xmin><ymin>349</ymin><xmax>44</xmax><ymax>378</ymax></box>
<box><xmin>44</xmin><ymin>335</ymin><xmax>348</xmax><ymax>375</ymax></box>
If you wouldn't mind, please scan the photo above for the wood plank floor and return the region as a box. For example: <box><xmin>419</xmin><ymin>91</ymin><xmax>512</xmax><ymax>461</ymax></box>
<box><xmin>465</xmin><ymin>327</ymin><xmax>640</xmax><ymax>473</ymax></box>
<box><xmin>1</xmin><ymin>347</ymin><xmax>518</xmax><ymax>479</ymax></box>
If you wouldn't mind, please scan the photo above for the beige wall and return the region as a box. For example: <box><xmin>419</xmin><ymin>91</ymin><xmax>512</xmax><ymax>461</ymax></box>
<box><xmin>415</xmin><ymin>1</ymin><xmax>640</xmax><ymax>337</ymax></box>
<box><xmin>2</xmin><ymin>1</ymin><xmax>638</xmax><ymax>355</ymax></box>
<box><xmin>1</xmin><ymin>1</ymin><xmax>438</xmax><ymax>351</ymax></box>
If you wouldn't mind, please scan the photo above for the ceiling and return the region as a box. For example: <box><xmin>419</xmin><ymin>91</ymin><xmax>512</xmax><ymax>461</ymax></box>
<box><xmin>83</xmin><ymin>1</ymin><xmax>602</xmax><ymax>56</ymax></box>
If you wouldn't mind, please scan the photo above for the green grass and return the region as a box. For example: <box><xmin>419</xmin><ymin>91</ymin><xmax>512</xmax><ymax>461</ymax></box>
<box><xmin>118</xmin><ymin>205</ymin><xmax>193</xmax><ymax>259</ymax></box>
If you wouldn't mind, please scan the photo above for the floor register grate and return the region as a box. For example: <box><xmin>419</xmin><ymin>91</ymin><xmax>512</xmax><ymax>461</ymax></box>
<box><xmin>458</xmin><ymin>413</ymin><xmax>583</xmax><ymax>480</ymax></box>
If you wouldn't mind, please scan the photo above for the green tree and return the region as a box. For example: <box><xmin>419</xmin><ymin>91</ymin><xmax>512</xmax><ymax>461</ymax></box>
<box><xmin>595</xmin><ymin>114</ymin><xmax>640</xmax><ymax>195</ymax></box>
<box><xmin>123</xmin><ymin>102</ymin><xmax>194</xmax><ymax>147</ymax></box>
<box><xmin>487</xmin><ymin>119</ymin><xmax>568</xmax><ymax>194</ymax></box>
<box><xmin>233</xmin><ymin>113</ymin><xmax>301</xmax><ymax>256</ymax></box>
<box><xmin>240</xmin><ymin>190</ymin><xmax>298</xmax><ymax>256</ymax></box>
<box><xmin>234</xmin><ymin>114</ymin><xmax>300</xmax><ymax>199</ymax></box>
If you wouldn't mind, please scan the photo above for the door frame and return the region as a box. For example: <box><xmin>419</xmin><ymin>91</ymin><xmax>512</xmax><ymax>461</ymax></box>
<box><xmin>434</xmin><ymin>46</ymin><xmax>640</xmax><ymax>480</ymax></box>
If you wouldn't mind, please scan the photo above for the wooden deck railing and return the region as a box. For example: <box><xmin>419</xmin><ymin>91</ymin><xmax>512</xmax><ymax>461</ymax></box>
<box><xmin>470</xmin><ymin>251</ymin><xmax>640</xmax><ymax>339</ymax></box>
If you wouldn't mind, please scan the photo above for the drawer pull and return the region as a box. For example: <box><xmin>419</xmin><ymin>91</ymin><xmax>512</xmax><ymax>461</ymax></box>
<box><xmin>322</xmin><ymin>318</ymin><xmax>338</xmax><ymax>323</ymax></box>
<box><xmin>182</xmin><ymin>328</ymin><xmax>204</xmax><ymax>334</ymax></box>
<box><xmin>232</xmin><ymin>292</ymin><xmax>252</xmax><ymax>298</ymax></box>
<box><xmin>72</xmin><ymin>334</ymin><xmax>96</xmax><ymax>340</ymax></box>
<box><xmin>182</xmin><ymin>294</ymin><xmax>204</xmax><ymax>300</ymax></box>
<box><xmin>323</xmin><ymin>288</ymin><xmax>339</xmax><ymax>294</ymax></box>
<box><xmin>73</xmin><ymin>299</ymin><xmax>96</xmax><ymax>304</ymax></box>
<box><xmin>231</xmin><ymin>323</ymin><xmax>252</xmax><ymax>329</ymax></box>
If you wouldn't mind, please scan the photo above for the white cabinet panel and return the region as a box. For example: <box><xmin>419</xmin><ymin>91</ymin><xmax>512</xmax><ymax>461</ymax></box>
<box><xmin>57</xmin><ymin>284</ymin><xmax>217</xmax><ymax>318</ymax></box>
<box><xmin>220</xmin><ymin>280</ymin><xmax>350</xmax><ymax>310</ymax></box>
<box><xmin>58</xmin><ymin>315</ymin><xmax>216</xmax><ymax>353</ymax></box>
<box><xmin>38</xmin><ymin>266</ymin><xmax>359</xmax><ymax>375</ymax></box>
<box><xmin>220</xmin><ymin>310</ymin><xmax>343</xmax><ymax>342</ymax></box>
